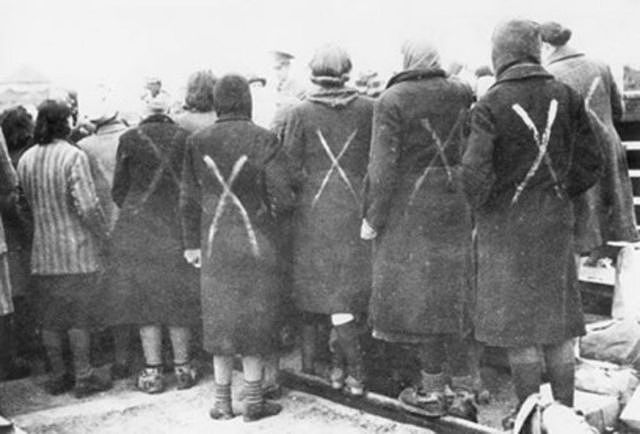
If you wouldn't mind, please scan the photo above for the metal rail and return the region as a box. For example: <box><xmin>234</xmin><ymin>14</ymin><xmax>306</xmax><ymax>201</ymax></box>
<box><xmin>280</xmin><ymin>369</ymin><xmax>507</xmax><ymax>434</ymax></box>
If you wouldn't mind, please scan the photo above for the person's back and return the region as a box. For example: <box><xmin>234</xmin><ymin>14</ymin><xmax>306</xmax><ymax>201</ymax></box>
<box><xmin>19</xmin><ymin>139</ymin><xmax>103</xmax><ymax>274</ymax></box>
<box><xmin>78</xmin><ymin>118</ymin><xmax>127</xmax><ymax>230</ymax></box>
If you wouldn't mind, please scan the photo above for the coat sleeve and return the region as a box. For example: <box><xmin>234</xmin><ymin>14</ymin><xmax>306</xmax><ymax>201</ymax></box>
<box><xmin>68</xmin><ymin>151</ymin><xmax>109</xmax><ymax>243</ymax></box>
<box><xmin>180</xmin><ymin>137</ymin><xmax>202</xmax><ymax>250</ymax></box>
<box><xmin>566</xmin><ymin>88</ymin><xmax>604</xmax><ymax>197</ymax></box>
<box><xmin>0</xmin><ymin>131</ymin><xmax>18</xmax><ymax>211</ymax></box>
<box><xmin>111</xmin><ymin>134</ymin><xmax>132</xmax><ymax>208</ymax></box>
<box><xmin>363</xmin><ymin>95</ymin><xmax>403</xmax><ymax>231</ymax></box>
<box><xmin>280</xmin><ymin>107</ymin><xmax>306</xmax><ymax>193</ymax></box>
<box><xmin>461</xmin><ymin>103</ymin><xmax>497</xmax><ymax>209</ymax></box>
<box><xmin>261</xmin><ymin>133</ymin><xmax>296</xmax><ymax>217</ymax></box>
<box><xmin>607</xmin><ymin>66</ymin><xmax>624</xmax><ymax>122</ymax></box>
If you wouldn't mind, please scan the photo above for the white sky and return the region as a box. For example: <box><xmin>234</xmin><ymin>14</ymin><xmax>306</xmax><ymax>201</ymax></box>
<box><xmin>1</xmin><ymin>0</ymin><xmax>639</xmax><ymax>106</ymax></box>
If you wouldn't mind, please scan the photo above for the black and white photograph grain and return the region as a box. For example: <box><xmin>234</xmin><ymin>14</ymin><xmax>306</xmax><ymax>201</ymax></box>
<box><xmin>0</xmin><ymin>0</ymin><xmax>639</xmax><ymax>432</ymax></box>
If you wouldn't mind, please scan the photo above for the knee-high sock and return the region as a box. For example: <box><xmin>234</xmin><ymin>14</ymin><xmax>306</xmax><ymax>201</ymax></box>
<box><xmin>168</xmin><ymin>326</ymin><xmax>191</xmax><ymax>365</ymax></box>
<box><xmin>68</xmin><ymin>328</ymin><xmax>91</xmax><ymax>378</ymax></box>
<box><xmin>140</xmin><ymin>325</ymin><xmax>162</xmax><ymax>366</ymax></box>
<box><xmin>544</xmin><ymin>340</ymin><xmax>575</xmax><ymax>407</ymax></box>
<box><xmin>42</xmin><ymin>329</ymin><xmax>66</xmax><ymax>375</ymax></box>
<box><xmin>508</xmin><ymin>346</ymin><xmax>542</xmax><ymax>406</ymax></box>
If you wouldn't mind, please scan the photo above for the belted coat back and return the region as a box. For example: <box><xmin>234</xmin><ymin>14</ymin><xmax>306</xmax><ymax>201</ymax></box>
<box><xmin>364</xmin><ymin>70</ymin><xmax>474</xmax><ymax>341</ymax></box>
<box><xmin>462</xmin><ymin>64</ymin><xmax>603</xmax><ymax>347</ymax></box>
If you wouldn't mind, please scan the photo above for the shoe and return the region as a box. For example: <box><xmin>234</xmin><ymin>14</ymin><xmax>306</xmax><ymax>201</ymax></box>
<box><xmin>243</xmin><ymin>400</ymin><xmax>282</xmax><ymax>422</ymax></box>
<box><xmin>399</xmin><ymin>386</ymin><xmax>446</xmax><ymax>417</ymax></box>
<box><xmin>447</xmin><ymin>386</ymin><xmax>478</xmax><ymax>422</ymax></box>
<box><xmin>110</xmin><ymin>363</ymin><xmax>131</xmax><ymax>380</ymax></box>
<box><xmin>43</xmin><ymin>372</ymin><xmax>74</xmax><ymax>395</ymax></box>
<box><xmin>74</xmin><ymin>369</ymin><xmax>113</xmax><ymax>398</ymax></box>
<box><xmin>174</xmin><ymin>363</ymin><xmax>197</xmax><ymax>390</ymax></box>
<box><xmin>239</xmin><ymin>383</ymin><xmax>283</xmax><ymax>401</ymax></box>
<box><xmin>209</xmin><ymin>405</ymin><xmax>235</xmax><ymax>420</ymax></box>
<box><xmin>136</xmin><ymin>366</ymin><xmax>165</xmax><ymax>394</ymax></box>
<box><xmin>330</xmin><ymin>366</ymin><xmax>346</xmax><ymax>390</ymax></box>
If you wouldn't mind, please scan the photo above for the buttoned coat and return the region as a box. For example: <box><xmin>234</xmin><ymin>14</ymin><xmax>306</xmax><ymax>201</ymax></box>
<box><xmin>364</xmin><ymin>70</ymin><xmax>474</xmax><ymax>341</ymax></box>
<box><xmin>281</xmin><ymin>88</ymin><xmax>373</xmax><ymax>315</ymax></box>
<box><xmin>546</xmin><ymin>46</ymin><xmax>638</xmax><ymax>252</ymax></box>
<box><xmin>462</xmin><ymin>63</ymin><xmax>603</xmax><ymax>347</ymax></box>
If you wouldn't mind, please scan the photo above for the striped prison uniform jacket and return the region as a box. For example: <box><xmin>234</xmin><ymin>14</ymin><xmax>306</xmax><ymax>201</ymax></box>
<box><xmin>0</xmin><ymin>131</ymin><xmax>17</xmax><ymax>315</ymax></box>
<box><xmin>17</xmin><ymin>139</ymin><xmax>108</xmax><ymax>275</ymax></box>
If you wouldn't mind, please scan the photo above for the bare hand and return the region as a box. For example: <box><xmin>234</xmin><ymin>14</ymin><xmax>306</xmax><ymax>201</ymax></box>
<box><xmin>184</xmin><ymin>249</ymin><xmax>202</xmax><ymax>268</ymax></box>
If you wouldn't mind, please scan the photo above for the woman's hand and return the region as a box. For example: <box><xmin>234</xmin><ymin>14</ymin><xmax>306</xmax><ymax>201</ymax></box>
<box><xmin>184</xmin><ymin>249</ymin><xmax>202</xmax><ymax>268</ymax></box>
<box><xmin>360</xmin><ymin>219</ymin><xmax>377</xmax><ymax>240</ymax></box>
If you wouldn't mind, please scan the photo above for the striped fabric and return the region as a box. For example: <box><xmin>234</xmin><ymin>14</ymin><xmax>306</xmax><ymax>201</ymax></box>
<box><xmin>17</xmin><ymin>139</ymin><xmax>106</xmax><ymax>274</ymax></box>
<box><xmin>0</xmin><ymin>254</ymin><xmax>14</xmax><ymax>315</ymax></box>
<box><xmin>0</xmin><ymin>131</ymin><xmax>18</xmax><ymax>255</ymax></box>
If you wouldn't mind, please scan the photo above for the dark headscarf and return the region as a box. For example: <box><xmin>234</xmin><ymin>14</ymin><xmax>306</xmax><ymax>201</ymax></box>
<box><xmin>491</xmin><ymin>19</ymin><xmax>542</xmax><ymax>76</ymax></box>
<box><xmin>213</xmin><ymin>74</ymin><xmax>252</xmax><ymax>118</ymax></box>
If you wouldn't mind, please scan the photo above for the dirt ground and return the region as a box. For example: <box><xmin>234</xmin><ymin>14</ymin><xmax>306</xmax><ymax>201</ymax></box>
<box><xmin>1</xmin><ymin>370</ymin><xmax>435</xmax><ymax>434</ymax></box>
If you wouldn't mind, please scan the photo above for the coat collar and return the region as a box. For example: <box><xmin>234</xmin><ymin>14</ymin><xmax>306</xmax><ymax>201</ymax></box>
<box><xmin>386</xmin><ymin>68</ymin><xmax>447</xmax><ymax>89</ymax></box>
<box><xmin>140</xmin><ymin>114</ymin><xmax>174</xmax><ymax>126</ymax></box>
<box><xmin>215</xmin><ymin>113</ymin><xmax>251</xmax><ymax>123</ymax></box>
<box><xmin>492</xmin><ymin>63</ymin><xmax>553</xmax><ymax>88</ymax></box>
<box><xmin>95</xmin><ymin>120</ymin><xmax>127</xmax><ymax>135</ymax></box>
<box><xmin>546</xmin><ymin>45</ymin><xmax>585</xmax><ymax>66</ymax></box>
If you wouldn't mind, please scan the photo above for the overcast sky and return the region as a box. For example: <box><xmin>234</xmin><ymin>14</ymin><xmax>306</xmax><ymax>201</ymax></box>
<box><xmin>0</xmin><ymin>0</ymin><xmax>638</xmax><ymax>103</ymax></box>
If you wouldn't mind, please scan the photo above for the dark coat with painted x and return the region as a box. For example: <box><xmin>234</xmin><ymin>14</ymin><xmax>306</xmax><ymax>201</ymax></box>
<box><xmin>462</xmin><ymin>63</ymin><xmax>603</xmax><ymax>347</ymax></box>
<box><xmin>180</xmin><ymin>113</ymin><xmax>295</xmax><ymax>356</ymax></box>
<box><xmin>364</xmin><ymin>69</ymin><xmax>475</xmax><ymax>341</ymax></box>
<box><xmin>281</xmin><ymin>88</ymin><xmax>373</xmax><ymax>315</ymax></box>
<box><xmin>107</xmin><ymin>114</ymin><xmax>200</xmax><ymax>327</ymax></box>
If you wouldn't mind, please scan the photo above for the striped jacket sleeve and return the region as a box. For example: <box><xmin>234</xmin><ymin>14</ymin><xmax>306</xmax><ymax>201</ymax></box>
<box><xmin>68</xmin><ymin>151</ymin><xmax>109</xmax><ymax>243</ymax></box>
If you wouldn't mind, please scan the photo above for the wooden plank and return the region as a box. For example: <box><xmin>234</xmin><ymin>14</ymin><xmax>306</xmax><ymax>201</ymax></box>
<box><xmin>623</xmin><ymin>141</ymin><xmax>640</xmax><ymax>150</ymax></box>
<box><xmin>280</xmin><ymin>369</ymin><xmax>506</xmax><ymax>434</ymax></box>
<box><xmin>629</xmin><ymin>169</ymin><xmax>640</xmax><ymax>177</ymax></box>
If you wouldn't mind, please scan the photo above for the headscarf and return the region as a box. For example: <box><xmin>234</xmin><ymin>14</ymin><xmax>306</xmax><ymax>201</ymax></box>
<box><xmin>401</xmin><ymin>39</ymin><xmax>442</xmax><ymax>71</ymax></box>
<box><xmin>491</xmin><ymin>19</ymin><xmax>542</xmax><ymax>76</ymax></box>
<box><xmin>540</xmin><ymin>21</ymin><xmax>572</xmax><ymax>47</ymax></box>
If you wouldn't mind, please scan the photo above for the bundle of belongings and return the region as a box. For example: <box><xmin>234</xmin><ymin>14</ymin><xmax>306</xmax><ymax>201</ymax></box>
<box><xmin>576</xmin><ymin>317</ymin><xmax>640</xmax><ymax>432</ymax></box>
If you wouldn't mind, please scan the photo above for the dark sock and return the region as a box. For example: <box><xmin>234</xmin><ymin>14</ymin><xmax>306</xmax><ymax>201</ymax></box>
<box><xmin>510</xmin><ymin>362</ymin><xmax>542</xmax><ymax>405</ymax></box>
<box><xmin>334</xmin><ymin>322</ymin><xmax>363</xmax><ymax>376</ymax></box>
<box><xmin>301</xmin><ymin>324</ymin><xmax>317</xmax><ymax>373</ymax></box>
<box><xmin>244</xmin><ymin>379</ymin><xmax>262</xmax><ymax>407</ymax></box>
<box><xmin>214</xmin><ymin>382</ymin><xmax>232</xmax><ymax>412</ymax></box>
<box><xmin>113</xmin><ymin>325</ymin><xmax>130</xmax><ymax>367</ymax></box>
<box><xmin>418</xmin><ymin>337</ymin><xmax>446</xmax><ymax>375</ymax></box>
<box><xmin>42</xmin><ymin>329</ymin><xmax>66</xmax><ymax>376</ymax></box>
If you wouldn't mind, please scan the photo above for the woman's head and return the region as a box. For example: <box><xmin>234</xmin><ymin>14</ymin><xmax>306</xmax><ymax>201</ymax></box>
<box><xmin>401</xmin><ymin>39</ymin><xmax>441</xmax><ymax>71</ymax></box>
<box><xmin>33</xmin><ymin>99</ymin><xmax>72</xmax><ymax>145</ymax></box>
<box><xmin>309</xmin><ymin>44</ymin><xmax>352</xmax><ymax>87</ymax></box>
<box><xmin>491</xmin><ymin>19</ymin><xmax>542</xmax><ymax>76</ymax></box>
<box><xmin>1</xmin><ymin>106</ymin><xmax>34</xmax><ymax>152</ymax></box>
<box><xmin>185</xmin><ymin>70</ymin><xmax>217</xmax><ymax>112</ymax></box>
<box><xmin>213</xmin><ymin>74</ymin><xmax>252</xmax><ymax>118</ymax></box>
<box><xmin>540</xmin><ymin>22</ymin><xmax>572</xmax><ymax>47</ymax></box>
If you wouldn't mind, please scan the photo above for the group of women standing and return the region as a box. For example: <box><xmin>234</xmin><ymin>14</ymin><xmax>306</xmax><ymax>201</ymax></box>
<box><xmin>7</xmin><ymin>16</ymin><xmax>637</xmax><ymax>426</ymax></box>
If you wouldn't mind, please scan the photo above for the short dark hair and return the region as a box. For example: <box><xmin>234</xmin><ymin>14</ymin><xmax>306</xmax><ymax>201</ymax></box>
<box><xmin>1</xmin><ymin>106</ymin><xmax>34</xmax><ymax>152</ymax></box>
<box><xmin>33</xmin><ymin>99</ymin><xmax>71</xmax><ymax>145</ymax></box>
<box><xmin>540</xmin><ymin>22</ymin><xmax>572</xmax><ymax>47</ymax></box>
<box><xmin>185</xmin><ymin>70</ymin><xmax>216</xmax><ymax>112</ymax></box>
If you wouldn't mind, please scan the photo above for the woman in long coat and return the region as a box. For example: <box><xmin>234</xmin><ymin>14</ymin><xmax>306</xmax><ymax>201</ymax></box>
<box><xmin>461</xmin><ymin>20</ymin><xmax>603</xmax><ymax>413</ymax></box>
<box><xmin>181</xmin><ymin>74</ymin><xmax>294</xmax><ymax>422</ymax></box>
<box><xmin>281</xmin><ymin>44</ymin><xmax>373</xmax><ymax>395</ymax></box>
<box><xmin>540</xmin><ymin>21</ymin><xmax>638</xmax><ymax>255</ymax></box>
<box><xmin>108</xmin><ymin>102</ymin><xmax>199</xmax><ymax>393</ymax></box>
<box><xmin>362</xmin><ymin>40</ymin><xmax>475</xmax><ymax>416</ymax></box>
